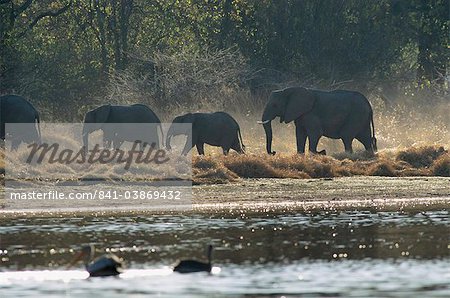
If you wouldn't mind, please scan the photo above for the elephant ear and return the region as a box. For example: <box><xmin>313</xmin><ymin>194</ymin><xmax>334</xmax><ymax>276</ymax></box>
<box><xmin>95</xmin><ymin>105</ymin><xmax>111</xmax><ymax>124</ymax></box>
<box><xmin>283</xmin><ymin>87</ymin><xmax>316</xmax><ymax>123</ymax></box>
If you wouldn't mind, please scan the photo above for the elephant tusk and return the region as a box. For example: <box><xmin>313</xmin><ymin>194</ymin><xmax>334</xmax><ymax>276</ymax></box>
<box><xmin>257</xmin><ymin>120</ymin><xmax>270</xmax><ymax>124</ymax></box>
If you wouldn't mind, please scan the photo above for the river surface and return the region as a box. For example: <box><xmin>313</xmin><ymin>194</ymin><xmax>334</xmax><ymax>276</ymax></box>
<box><xmin>0</xmin><ymin>210</ymin><xmax>449</xmax><ymax>297</ymax></box>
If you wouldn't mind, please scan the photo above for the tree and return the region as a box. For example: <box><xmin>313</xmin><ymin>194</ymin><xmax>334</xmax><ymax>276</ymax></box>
<box><xmin>392</xmin><ymin>0</ymin><xmax>449</xmax><ymax>86</ymax></box>
<box><xmin>0</xmin><ymin>0</ymin><xmax>71</xmax><ymax>92</ymax></box>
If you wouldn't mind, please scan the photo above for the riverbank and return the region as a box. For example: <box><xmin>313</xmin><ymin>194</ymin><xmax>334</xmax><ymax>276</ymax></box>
<box><xmin>0</xmin><ymin>176</ymin><xmax>449</xmax><ymax>218</ymax></box>
<box><xmin>1</xmin><ymin>145</ymin><xmax>449</xmax><ymax>218</ymax></box>
<box><xmin>1</xmin><ymin>146</ymin><xmax>450</xmax><ymax>184</ymax></box>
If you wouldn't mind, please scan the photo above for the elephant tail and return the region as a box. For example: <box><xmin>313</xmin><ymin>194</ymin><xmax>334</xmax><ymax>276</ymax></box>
<box><xmin>370</xmin><ymin>110</ymin><xmax>377</xmax><ymax>152</ymax></box>
<box><xmin>36</xmin><ymin>112</ymin><xmax>42</xmax><ymax>143</ymax></box>
<box><xmin>238</xmin><ymin>127</ymin><xmax>246</xmax><ymax>153</ymax></box>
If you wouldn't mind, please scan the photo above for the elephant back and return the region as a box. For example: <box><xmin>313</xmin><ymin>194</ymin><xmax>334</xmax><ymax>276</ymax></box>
<box><xmin>129</xmin><ymin>104</ymin><xmax>161</xmax><ymax>123</ymax></box>
<box><xmin>211</xmin><ymin>112</ymin><xmax>240</xmax><ymax>128</ymax></box>
<box><xmin>0</xmin><ymin>95</ymin><xmax>39</xmax><ymax>120</ymax></box>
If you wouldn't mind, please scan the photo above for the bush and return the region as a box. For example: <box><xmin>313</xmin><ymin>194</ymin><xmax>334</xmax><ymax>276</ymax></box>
<box><xmin>223</xmin><ymin>155</ymin><xmax>285</xmax><ymax>178</ymax></box>
<box><xmin>431</xmin><ymin>154</ymin><xmax>450</xmax><ymax>176</ymax></box>
<box><xmin>368</xmin><ymin>161</ymin><xmax>397</xmax><ymax>176</ymax></box>
<box><xmin>396</xmin><ymin>146</ymin><xmax>447</xmax><ymax>168</ymax></box>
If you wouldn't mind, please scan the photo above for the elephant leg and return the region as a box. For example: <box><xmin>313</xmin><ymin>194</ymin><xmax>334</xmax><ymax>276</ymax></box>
<box><xmin>196</xmin><ymin>142</ymin><xmax>205</xmax><ymax>155</ymax></box>
<box><xmin>0</xmin><ymin>125</ymin><xmax>4</xmax><ymax>140</ymax></box>
<box><xmin>221</xmin><ymin>136</ymin><xmax>235</xmax><ymax>155</ymax></box>
<box><xmin>182</xmin><ymin>141</ymin><xmax>193</xmax><ymax>156</ymax></box>
<box><xmin>308</xmin><ymin>133</ymin><xmax>322</xmax><ymax>154</ymax></box>
<box><xmin>222</xmin><ymin>147</ymin><xmax>231</xmax><ymax>155</ymax></box>
<box><xmin>182</xmin><ymin>133</ymin><xmax>195</xmax><ymax>156</ymax></box>
<box><xmin>342</xmin><ymin>138</ymin><xmax>354</xmax><ymax>153</ymax></box>
<box><xmin>146</xmin><ymin>129</ymin><xmax>159</xmax><ymax>150</ymax></box>
<box><xmin>356</xmin><ymin>125</ymin><xmax>374</xmax><ymax>153</ymax></box>
<box><xmin>355</xmin><ymin>136</ymin><xmax>373</xmax><ymax>153</ymax></box>
<box><xmin>301</xmin><ymin>115</ymin><xmax>323</xmax><ymax>154</ymax></box>
<box><xmin>231</xmin><ymin>138</ymin><xmax>244</xmax><ymax>154</ymax></box>
<box><xmin>294</xmin><ymin>120</ymin><xmax>307</xmax><ymax>154</ymax></box>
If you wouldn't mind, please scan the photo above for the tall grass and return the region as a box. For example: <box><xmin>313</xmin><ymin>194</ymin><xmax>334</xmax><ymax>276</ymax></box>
<box><xmin>0</xmin><ymin>145</ymin><xmax>448</xmax><ymax>185</ymax></box>
<box><xmin>192</xmin><ymin>146</ymin><xmax>449</xmax><ymax>183</ymax></box>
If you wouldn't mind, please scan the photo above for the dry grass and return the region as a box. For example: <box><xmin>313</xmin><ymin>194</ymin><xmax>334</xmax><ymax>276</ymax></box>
<box><xmin>396</xmin><ymin>146</ymin><xmax>447</xmax><ymax>168</ymax></box>
<box><xmin>223</xmin><ymin>155</ymin><xmax>304</xmax><ymax>178</ymax></box>
<box><xmin>1</xmin><ymin>143</ymin><xmax>449</xmax><ymax>185</ymax></box>
<box><xmin>431</xmin><ymin>154</ymin><xmax>450</xmax><ymax>177</ymax></box>
<box><xmin>191</xmin><ymin>146</ymin><xmax>450</xmax><ymax>182</ymax></box>
<box><xmin>367</xmin><ymin>160</ymin><xmax>398</xmax><ymax>177</ymax></box>
<box><xmin>192</xmin><ymin>156</ymin><xmax>239</xmax><ymax>184</ymax></box>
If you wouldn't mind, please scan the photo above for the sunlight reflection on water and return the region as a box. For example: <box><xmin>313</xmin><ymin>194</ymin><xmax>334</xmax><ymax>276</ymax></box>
<box><xmin>0</xmin><ymin>210</ymin><xmax>449</xmax><ymax>296</ymax></box>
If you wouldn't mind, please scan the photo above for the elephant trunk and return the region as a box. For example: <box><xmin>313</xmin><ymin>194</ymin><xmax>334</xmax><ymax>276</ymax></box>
<box><xmin>263</xmin><ymin>121</ymin><xmax>274</xmax><ymax>155</ymax></box>
<box><xmin>165</xmin><ymin>126</ymin><xmax>174</xmax><ymax>150</ymax></box>
<box><xmin>262</xmin><ymin>108</ymin><xmax>275</xmax><ymax>155</ymax></box>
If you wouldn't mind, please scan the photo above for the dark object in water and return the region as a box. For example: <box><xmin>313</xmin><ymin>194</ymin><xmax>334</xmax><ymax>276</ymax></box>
<box><xmin>173</xmin><ymin>245</ymin><xmax>213</xmax><ymax>273</ymax></box>
<box><xmin>67</xmin><ymin>245</ymin><xmax>124</xmax><ymax>277</ymax></box>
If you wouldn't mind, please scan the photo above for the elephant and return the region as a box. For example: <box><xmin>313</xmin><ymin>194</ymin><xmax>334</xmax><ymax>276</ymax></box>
<box><xmin>166</xmin><ymin>112</ymin><xmax>245</xmax><ymax>156</ymax></box>
<box><xmin>0</xmin><ymin>94</ymin><xmax>41</xmax><ymax>150</ymax></box>
<box><xmin>260</xmin><ymin>87</ymin><xmax>376</xmax><ymax>155</ymax></box>
<box><xmin>82</xmin><ymin>104</ymin><xmax>163</xmax><ymax>151</ymax></box>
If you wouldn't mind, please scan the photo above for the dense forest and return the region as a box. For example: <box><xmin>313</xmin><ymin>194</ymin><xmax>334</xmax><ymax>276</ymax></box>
<box><xmin>0</xmin><ymin>0</ymin><xmax>448</xmax><ymax>120</ymax></box>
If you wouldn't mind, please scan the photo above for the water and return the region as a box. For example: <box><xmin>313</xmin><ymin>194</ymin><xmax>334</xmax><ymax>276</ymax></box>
<box><xmin>0</xmin><ymin>210</ymin><xmax>449</xmax><ymax>297</ymax></box>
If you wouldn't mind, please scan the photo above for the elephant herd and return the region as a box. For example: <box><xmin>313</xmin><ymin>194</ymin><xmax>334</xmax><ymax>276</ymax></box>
<box><xmin>0</xmin><ymin>87</ymin><xmax>377</xmax><ymax>155</ymax></box>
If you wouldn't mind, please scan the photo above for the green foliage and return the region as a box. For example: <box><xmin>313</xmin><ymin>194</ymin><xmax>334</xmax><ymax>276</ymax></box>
<box><xmin>0</xmin><ymin>0</ymin><xmax>448</xmax><ymax>120</ymax></box>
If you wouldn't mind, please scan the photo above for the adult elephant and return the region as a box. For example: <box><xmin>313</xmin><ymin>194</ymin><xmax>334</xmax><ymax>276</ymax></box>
<box><xmin>166</xmin><ymin>112</ymin><xmax>245</xmax><ymax>156</ymax></box>
<box><xmin>260</xmin><ymin>87</ymin><xmax>376</xmax><ymax>155</ymax></box>
<box><xmin>0</xmin><ymin>94</ymin><xmax>41</xmax><ymax>150</ymax></box>
<box><xmin>82</xmin><ymin>104</ymin><xmax>163</xmax><ymax>151</ymax></box>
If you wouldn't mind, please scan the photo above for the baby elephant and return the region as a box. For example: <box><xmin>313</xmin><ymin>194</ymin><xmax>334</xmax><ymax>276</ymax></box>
<box><xmin>166</xmin><ymin>112</ymin><xmax>245</xmax><ymax>156</ymax></box>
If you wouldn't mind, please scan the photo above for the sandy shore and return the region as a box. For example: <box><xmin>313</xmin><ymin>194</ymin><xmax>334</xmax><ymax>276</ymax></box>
<box><xmin>0</xmin><ymin>176</ymin><xmax>449</xmax><ymax>218</ymax></box>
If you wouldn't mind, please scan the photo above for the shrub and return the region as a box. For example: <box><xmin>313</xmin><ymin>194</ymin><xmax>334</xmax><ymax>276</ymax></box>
<box><xmin>396</xmin><ymin>146</ymin><xmax>447</xmax><ymax>168</ymax></box>
<box><xmin>431</xmin><ymin>154</ymin><xmax>450</xmax><ymax>176</ymax></box>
